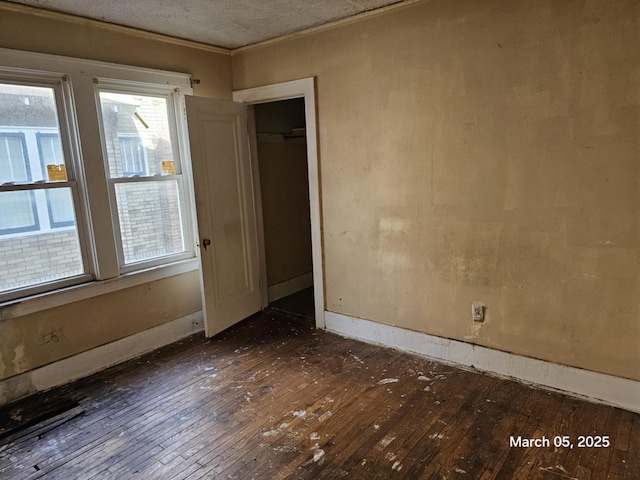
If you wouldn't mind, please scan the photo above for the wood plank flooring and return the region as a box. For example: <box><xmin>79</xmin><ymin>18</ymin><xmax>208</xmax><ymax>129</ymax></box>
<box><xmin>0</xmin><ymin>309</ymin><xmax>638</xmax><ymax>479</ymax></box>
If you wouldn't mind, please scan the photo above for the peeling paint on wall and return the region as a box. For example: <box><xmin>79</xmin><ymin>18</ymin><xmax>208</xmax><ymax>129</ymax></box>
<box><xmin>12</xmin><ymin>345</ymin><xmax>26</xmax><ymax>375</ymax></box>
<box><xmin>0</xmin><ymin>351</ymin><xmax>5</xmax><ymax>378</ymax></box>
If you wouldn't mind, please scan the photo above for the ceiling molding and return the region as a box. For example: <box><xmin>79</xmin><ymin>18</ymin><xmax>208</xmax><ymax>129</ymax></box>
<box><xmin>230</xmin><ymin>0</ymin><xmax>422</xmax><ymax>55</ymax></box>
<box><xmin>0</xmin><ymin>1</ymin><xmax>231</xmax><ymax>56</ymax></box>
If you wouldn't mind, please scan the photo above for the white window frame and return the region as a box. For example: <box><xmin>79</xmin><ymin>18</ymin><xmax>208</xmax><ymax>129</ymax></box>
<box><xmin>0</xmin><ymin>47</ymin><xmax>198</xmax><ymax>316</ymax></box>
<box><xmin>0</xmin><ymin>70</ymin><xmax>93</xmax><ymax>301</ymax></box>
<box><xmin>95</xmin><ymin>80</ymin><xmax>195</xmax><ymax>273</ymax></box>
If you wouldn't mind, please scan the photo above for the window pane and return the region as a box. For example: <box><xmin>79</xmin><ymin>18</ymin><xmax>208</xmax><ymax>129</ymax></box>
<box><xmin>0</xmin><ymin>133</ymin><xmax>30</xmax><ymax>182</ymax></box>
<box><xmin>37</xmin><ymin>133</ymin><xmax>66</xmax><ymax>182</ymax></box>
<box><xmin>118</xmin><ymin>135</ymin><xmax>146</xmax><ymax>176</ymax></box>
<box><xmin>115</xmin><ymin>180</ymin><xmax>185</xmax><ymax>264</ymax></box>
<box><xmin>0</xmin><ymin>188</ymin><xmax>83</xmax><ymax>294</ymax></box>
<box><xmin>0</xmin><ymin>190</ymin><xmax>38</xmax><ymax>233</ymax></box>
<box><xmin>0</xmin><ymin>83</ymin><xmax>62</xmax><ymax>183</ymax></box>
<box><xmin>47</xmin><ymin>188</ymin><xmax>76</xmax><ymax>227</ymax></box>
<box><xmin>99</xmin><ymin>92</ymin><xmax>175</xmax><ymax>178</ymax></box>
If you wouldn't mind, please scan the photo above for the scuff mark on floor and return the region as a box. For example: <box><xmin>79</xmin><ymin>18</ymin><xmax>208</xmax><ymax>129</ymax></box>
<box><xmin>377</xmin><ymin>378</ymin><xmax>399</xmax><ymax>385</ymax></box>
<box><xmin>379</xmin><ymin>436</ymin><xmax>396</xmax><ymax>448</ymax></box>
<box><xmin>539</xmin><ymin>465</ymin><xmax>576</xmax><ymax>479</ymax></box>
<box><xmin>318</xmin><ymin>411</ymin><xmax>332</xmax><ymax>422</ymax></box>
<box><xmin>313</xmin><ymin>449</ymin><xmax>325</xmax><ymax>463</ymax></box>
<box><xmin>273</xmin><ymin>445</ymin><xmax>297</xmax><ymax>453</ymax></box>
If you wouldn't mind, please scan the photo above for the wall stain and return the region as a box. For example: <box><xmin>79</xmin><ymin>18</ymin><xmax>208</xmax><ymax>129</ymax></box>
<box><xmin>12</xmin><ymin>345</ymin><xmax>27</xmax><ymax>375</ymax></box>
<box><xmin>0</xmin><ymin>351</ymin><xmax>5</xmax><ymax>378</ymax></box>
<box><xmin>42</xmin><ymin>327</ymin><xmax>65</xmax><ymax>345</ymax></box>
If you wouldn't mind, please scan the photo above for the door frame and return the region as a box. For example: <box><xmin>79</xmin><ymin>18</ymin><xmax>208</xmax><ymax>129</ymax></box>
<box><xmin>233</xmin><ymin>78</ymin><xmax>325</xmax><ymax>329</ymax></box>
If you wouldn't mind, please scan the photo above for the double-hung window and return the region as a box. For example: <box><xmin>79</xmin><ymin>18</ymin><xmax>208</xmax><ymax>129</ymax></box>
<box><xmin>0</xmin><ymin>78</ymin><xmax>88</xmax><ymax>298</ymax></box>
<box><xmin>0</xmin><ymin>49</ymin><xmax>195</xmax><ymax>306</ymax></box>
<box><xmin>97</xmin><ymin>84</ymin><xmax>191</xmax><ymax>270</ymax></box>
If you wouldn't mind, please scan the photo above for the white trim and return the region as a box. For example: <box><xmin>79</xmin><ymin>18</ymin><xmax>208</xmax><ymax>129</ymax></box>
<box><xmin>325</xmin><ymin>311</ymin><xmax>640</xmax><ymax>414</ymax></box>
<box><xmin>233</xmin><ymin>78</ymin><xmax>325</xmax><ymax>329</ymax></box>
<box><xmin>1</xmin><ymin>258</ymin><xmax>199</xmax><ymax>320</ymax></box>
<box><xmin>246</xmin><ymin>106</ymin><xmax>269</xmax><ymax>309</ymax></box>
<box><xmin>0</xmin><ymin>311</ymin><xmax>204</xmax><ymax>406</ymax></box>
<box><xmin>267</xmin><ymin>272</ymin><xmax>313</xmax><ymax>303</ymax></box>
<box><xmin>0</xmin><ymin>48</ymin><xmax>193</xmax><ymax>90</ymax></box>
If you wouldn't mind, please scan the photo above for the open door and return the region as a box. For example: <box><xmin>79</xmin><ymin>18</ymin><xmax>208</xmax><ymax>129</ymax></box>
<box><xmin>185</xmin><ymin>96</ymin><xmax>263</xmax><ymax>337</ymax></box>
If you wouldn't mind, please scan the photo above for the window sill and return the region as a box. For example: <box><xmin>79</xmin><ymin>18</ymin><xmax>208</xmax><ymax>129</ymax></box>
<box><xmin>0</xmin><ymin>257</ymin><xmax>200</xmax><ymax>321</ymax></box>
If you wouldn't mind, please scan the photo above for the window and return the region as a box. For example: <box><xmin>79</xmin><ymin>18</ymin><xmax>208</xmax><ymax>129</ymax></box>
<box><xmin>0</xmin><ymin>49</ymin><xmax>195</xmax><ymax>305</ymax></box>
<box><xmin>0</xmin><ymin>132</ymin><xmax>39</xmax><ymax>234</ymax></box>
<box><xmin>36</xmin><ymin>133</ymin><xmax>75</xmax><ymax>228</ymax></box>
<box><xmin>98</xmin><ymin>88</ymin><xmax>191</xmax><ymax>269</ymax></box>
<box><xmin>0</xmin><ymin>80</ymin><xmax>86</xmax><ymax>297</ymax></box>
<box><xmin>118</xmin><ymin>135</ymin><xmax>146</xmax><ymax>176</ymax></box>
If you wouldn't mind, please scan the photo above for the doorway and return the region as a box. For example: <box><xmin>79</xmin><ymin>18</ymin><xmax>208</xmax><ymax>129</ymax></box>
<box><xmin>253</xmin><ymin>99</ymin><xmax>314</xmax><ymax>320</ymax></box>
<box><xmin>233</xmin><ymin>78</ymin><xmax>324</xmax><ymax>328</ymax></box>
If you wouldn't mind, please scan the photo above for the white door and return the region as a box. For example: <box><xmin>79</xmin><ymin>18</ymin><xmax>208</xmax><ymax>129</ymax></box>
<box><xmin>185</xmin><ymin>96</ymin><xmax>263</xmax><ymax>337</ymax></box>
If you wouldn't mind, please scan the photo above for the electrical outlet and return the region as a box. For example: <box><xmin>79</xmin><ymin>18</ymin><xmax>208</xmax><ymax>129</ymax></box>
<box><xmin>472</xmin><ymin>304</ymin><xmax>485</xmax><ymax>322</ymax></box>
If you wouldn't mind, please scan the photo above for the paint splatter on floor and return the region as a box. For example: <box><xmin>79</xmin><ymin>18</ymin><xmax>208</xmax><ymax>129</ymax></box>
<box><xmin>313</xmin><ymin>449</ymin><xmax>325</xmax><ymax>462</ymax></box>
<box><xmin>379</xmin><ymin>436</ymin><xmax>396</xmax><ymax>448</ymax></box>
<box><xmin>377</xmin><ymin>378</ymin><xmax>399</xmax><ymax>385</ymax></box>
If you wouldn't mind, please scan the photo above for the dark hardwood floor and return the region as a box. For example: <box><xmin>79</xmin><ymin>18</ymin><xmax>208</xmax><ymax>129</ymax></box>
<box><xmin>0</xmin><ymin>307</ymin><xmax>637</xmax><ymax>479</ymax></box>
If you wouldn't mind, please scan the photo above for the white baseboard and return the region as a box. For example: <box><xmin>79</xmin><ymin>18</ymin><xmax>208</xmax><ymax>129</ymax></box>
<box><xmin>325</xmin><ymin>311</ymin><xmax>640</xmax><ymax>414</ymax></box>
<box><xmin>267</xmin><ymin>272</ymin><xmax>313</xmax><ymax>303</ymax></box>
<box><xmin>0</xmin><ymin>311</ymin><xmax>204</xmax><ymax>406</ymax></box>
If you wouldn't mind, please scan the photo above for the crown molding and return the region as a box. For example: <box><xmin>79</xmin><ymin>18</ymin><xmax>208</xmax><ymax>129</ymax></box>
<box><xmin>231</xmin><ymin>0</ymin><xmax>423</xmax><ymax>55</ymax></box>
<box><xmin>0</xmin><ymin>1</ymin><xmax>231</xmax><ymax>56</ymax></box>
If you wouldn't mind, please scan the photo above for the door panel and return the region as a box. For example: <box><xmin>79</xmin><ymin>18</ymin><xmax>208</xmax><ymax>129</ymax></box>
<box><xmin>185</xmin><ymin>96</ymin><xmax>262</xmax><ymax>336</ymax></box>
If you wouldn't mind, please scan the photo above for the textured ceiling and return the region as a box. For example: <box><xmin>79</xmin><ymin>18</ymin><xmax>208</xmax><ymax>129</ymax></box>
<box><xmin>9</xmin><ymin>0</ymin><xmax>404</xmax><ymax>49</ymax></box>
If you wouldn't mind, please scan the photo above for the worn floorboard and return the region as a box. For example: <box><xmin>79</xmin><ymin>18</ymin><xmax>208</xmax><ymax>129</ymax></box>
<box><xmin>0</xmin><ymin>308</ymin><xmax>637</xmax><ymax>479</ymax></box>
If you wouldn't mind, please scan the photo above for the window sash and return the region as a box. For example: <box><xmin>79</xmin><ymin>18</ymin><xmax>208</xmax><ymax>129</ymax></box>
<box><xmin>35</xmin><ymin>132</ymin><xmax>76</xmax><ymax>228</ymax></box>
<box><xmin>97</xmin><ymin>84</ymin><xmax>193</xmax><ymax>272</ymax></box>
<box><xmin>0</xmin><ymin>75</ymin><xmax>91</xmax><ymax>302</ymax></box>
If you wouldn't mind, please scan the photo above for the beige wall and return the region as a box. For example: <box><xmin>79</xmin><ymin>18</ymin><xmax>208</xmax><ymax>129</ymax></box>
<box><xmin>0</xmin><ymin>272</ymin><xmax>202</xmax><ymax>379</ymax></box>
<box><xmin>0</xmin><ymin>4</ymin><xmax>232</xmax><ymax>99</ymax></box>
<box><xmin>0</xmin><ymin>4</ymin><xmax>232</xmax><ymax>382</ymax></box>
<box><xmin>257</xmin><ymin>139</ymin><xmax>313</xmax><ymax>286</ymax></box>
<box><xmin>233</xmin><ymin>0</ymin><xmax>640</xmax><ymax>381</ymax></box>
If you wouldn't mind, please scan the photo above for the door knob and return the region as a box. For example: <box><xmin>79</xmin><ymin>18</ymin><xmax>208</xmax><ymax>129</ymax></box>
<box><xmin>202</xmin><ymin>238</ymin><xmax>211</xmax><ymax>250</ymax></box>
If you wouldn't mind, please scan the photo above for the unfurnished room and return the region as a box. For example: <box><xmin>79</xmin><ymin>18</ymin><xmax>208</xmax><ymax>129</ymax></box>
<box><xmin>0</xmin><ymin>0</ymin><xmax>638</xmax><ymax>478</ymax></box>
